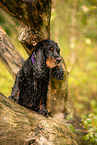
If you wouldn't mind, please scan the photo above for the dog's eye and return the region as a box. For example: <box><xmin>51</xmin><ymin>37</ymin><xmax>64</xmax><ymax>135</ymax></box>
<box><xmin>57</xmin><ymin>48</ymin><xmax>60</xmax><ymax>52</ymax></box>
<box><xmin>50</xmin><ymin>47</ymin><xmax>54</xmax><ymax>51</ymax></box>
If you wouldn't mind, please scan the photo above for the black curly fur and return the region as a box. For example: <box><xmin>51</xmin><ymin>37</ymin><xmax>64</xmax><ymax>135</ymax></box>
<box><xmin>9</xmin><ymin>39</ymin><xmax>64</xmax><ymax>117</ymax></box>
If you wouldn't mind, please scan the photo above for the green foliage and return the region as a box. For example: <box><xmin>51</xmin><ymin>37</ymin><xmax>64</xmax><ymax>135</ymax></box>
<box><xmin>0</xmin><ymin>61</ymin><xmax>14</xmax><ymax>96</ymax></box>
<box><xmin>52</xmin><ymin>0</ymin><xmax>97</xmax><ymax>118</ymax></box>
<box><xmin>66</xmin><ymin>114</ymin><xmax>75</xmax><ymax>133</ymax></box>
<box><xmin>66</xmin><ymin>114</ymin><xmax>73</xmax><ymax>121</ymax></box>
<box><xmin>68</xmin><ymin>43</ymin><xmax>97</xmax><ymax>117</ymax></box>
<box><xmin>68</xmin><ymin>124</ymin><xmax>75</xmax><ymax>134</ymax></box>
<box><xmin>83</xmin><ymin>113</ymin><xmax>97</xmax><ymax>144</ymax></box>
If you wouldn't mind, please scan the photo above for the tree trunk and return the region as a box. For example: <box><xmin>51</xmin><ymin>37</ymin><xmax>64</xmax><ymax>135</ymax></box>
<box><xmin>0</xmin><ymin>0</ymin><xmax>52</xmax><ymax>54</ymax></box>
<box><xmin>0</xmin><ymin>93</ymin><xmax>88</xmax><ymax>145</ymax></box>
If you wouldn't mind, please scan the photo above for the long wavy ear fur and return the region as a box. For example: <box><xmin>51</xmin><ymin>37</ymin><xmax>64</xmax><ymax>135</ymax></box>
<box><xmin>34</xmin><ymin>41</ymin><xmax>46</xmax><ymax>69</ymax></box>
<box><xmin>35</xmin><ymin>40</ymin><xmax>48</xmax><ymax>60</ymax></box>
<box><xmin>51</xmin><ymin>65</ymin><xmax>64</xmax><ymax>80</ymax></box>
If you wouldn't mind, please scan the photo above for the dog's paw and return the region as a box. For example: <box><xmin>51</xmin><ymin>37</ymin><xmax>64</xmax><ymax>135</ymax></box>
<box><xmin>38</xmin><ymin>104</ymin><xmax>49</xmax><ymax>117</ymax></box>
<box><xmin>8</xmin><ymin>94</ymin><xmax>19</xmax><ymax>103</ymax></box>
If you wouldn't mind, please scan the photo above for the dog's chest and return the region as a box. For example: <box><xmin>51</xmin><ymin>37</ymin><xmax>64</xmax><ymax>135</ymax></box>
<box><xmin>32</xmin><ymin>65</ymin><xmax>50</xmax><ymax>80</ymax></box>
<box><xmin>24</xmin><ymin>58</ymin><xmax>50</xmax><ymax>81</ymax></box>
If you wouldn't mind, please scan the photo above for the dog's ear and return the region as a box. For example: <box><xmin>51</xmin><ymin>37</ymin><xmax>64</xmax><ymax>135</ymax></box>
<box><xmin>51</xmin><ymin>65</ymin><xmax>64</xmax><ymax>80</ymax></box>
<box><xmin>42</xmin><ymin>43</ymin><xmax>47</xmax><ymax>59</ymax></box>
<box><xmin>35</xmin><ymin>41</ymin><xmax>43</xmax><ymax>50</ymax></box>
<box><xmin>35</xmin><ymin>41</ymin><xmax>46</xmax><ymax>66</ymax></box>
<box><xmin>36</xmin><ymin>41</ymin><xmax>47</xmax><ymax>59</ymax></box>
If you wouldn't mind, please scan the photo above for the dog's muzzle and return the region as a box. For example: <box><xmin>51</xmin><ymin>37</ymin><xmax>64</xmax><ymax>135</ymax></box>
<box><xmin>46</xmin><ymin>57</ymin><xmax>61</xmax><ymax>68</ymax></box>
<box><xmin>56</xmin><ymin>57</ymin><xmax>61</xmax><ymax>64</ymax></box>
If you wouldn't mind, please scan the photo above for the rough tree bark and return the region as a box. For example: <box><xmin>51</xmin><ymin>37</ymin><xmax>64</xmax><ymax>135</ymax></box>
<box><xmin>0</xmin><ymin>92</ymin><xmax>87</xmax><ymax>145</ymax></box>
<box><xmin>0</xmin><ymin>0</ymin><xmax>89</xmax><ymax>144</ymax></box>
<box><xmin>0</xmin><ymin>26</ymin><xmax>24</xmax><ymax>78</ymax></box>
<box><xmin>0</xmin><ymin>0</ymin><xmax>52</xmax><ymax>54</ymax></box>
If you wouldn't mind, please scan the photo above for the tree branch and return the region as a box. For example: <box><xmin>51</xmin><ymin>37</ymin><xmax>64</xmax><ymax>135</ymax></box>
<box><xmin>0</xmin><ymin>26</ymin><xmax>24</xmax><ymax>78</ymax></box>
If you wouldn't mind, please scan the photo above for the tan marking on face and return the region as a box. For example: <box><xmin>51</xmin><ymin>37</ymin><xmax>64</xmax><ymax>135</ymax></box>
<box><xmin>57</xmin><ymin>48</ymin><xmax>59</xmax><ymax>52</ymax></box>
<box><xmin>46</xmin><ymin>57</ymin><xmax>61</xmax><ymax>68</ymax></box>
<box><xmin>51</xmin><ymin>47</ymin><xmax>54</xmax><ymax>51</ymax></box>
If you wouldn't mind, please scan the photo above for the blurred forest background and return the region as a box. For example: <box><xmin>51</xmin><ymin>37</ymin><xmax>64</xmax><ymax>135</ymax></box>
<box><xmin>0</xmin><ymin>0</ymin><xmax>97</xmax><ymax>122</ymax></box>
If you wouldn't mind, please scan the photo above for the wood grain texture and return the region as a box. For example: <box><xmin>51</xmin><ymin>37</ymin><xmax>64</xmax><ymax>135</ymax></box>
<box><xmin>0</xmin><ymin>26</ymin><xmax>24</xmax><ymax>78</ymax></box>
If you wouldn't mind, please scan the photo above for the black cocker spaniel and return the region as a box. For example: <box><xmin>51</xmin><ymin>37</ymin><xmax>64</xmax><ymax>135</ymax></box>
<box><xmin>9</xmin><ymin>39</ymin><xmax>64</xmax><ymax>117</ymax></box>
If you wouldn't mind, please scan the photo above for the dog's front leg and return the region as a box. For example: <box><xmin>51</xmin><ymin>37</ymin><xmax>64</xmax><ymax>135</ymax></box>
<box><xmin>8</xmin><ymin>69</ymin><xmax>23</xmax><ymax>103</ymax></box>
<box><xmin>38</xmin><ymin>81</ymin><xmax>49</xmax><ymax>117</ymax></box>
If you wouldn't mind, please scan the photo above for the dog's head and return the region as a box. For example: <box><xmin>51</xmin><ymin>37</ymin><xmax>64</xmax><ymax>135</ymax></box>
<box><xmin>33</xmin><ymin>39</ymin><xmax>64</xmax><ymax>80</ymax></box>
<box><xmin>36</xmin><ymin>39</ymin><xmax>61</xmax><ymax>68</ymax></box>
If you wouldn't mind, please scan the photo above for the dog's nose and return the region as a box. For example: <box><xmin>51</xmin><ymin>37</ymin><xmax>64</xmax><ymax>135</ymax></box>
<box><xmin>56</xmin><ymin>58</ymin><xmax>61</xmax><ymax>64</ymax></box>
